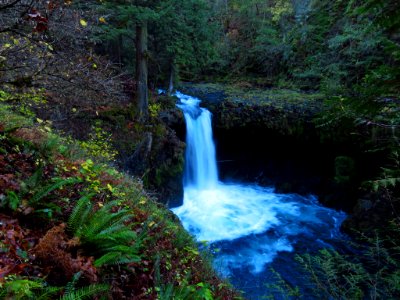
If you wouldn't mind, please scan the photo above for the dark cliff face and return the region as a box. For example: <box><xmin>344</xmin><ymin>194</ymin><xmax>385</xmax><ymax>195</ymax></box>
<box><xmin>121</xmin><ymin>104</ymin><xmax>186</xmax><ymax>206</ymax></box>
<box><xmin>124</xmin><ymin>126</ymin><xmax>185</xmax><ymax>206</ymax></box>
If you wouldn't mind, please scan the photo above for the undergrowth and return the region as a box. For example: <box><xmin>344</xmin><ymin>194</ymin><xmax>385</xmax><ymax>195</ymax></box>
<box><xmin>295</xmin><ymin>225</ymin><xmax>400</xmax><ymax>299</ymax></box>
<box><xmin>0</xmin><ymin>103</ymin><xmax>241</xmax><ymax>299</ymax></box>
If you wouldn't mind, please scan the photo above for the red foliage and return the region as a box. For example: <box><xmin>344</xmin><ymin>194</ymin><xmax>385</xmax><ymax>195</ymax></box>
<box><xmin>0</xmin><ymin>141</ymin><xmax>36</xmax><ymax>198</ymax></box>
<box><xmin>27</xmin><ymin>9</ymin><xmax>49</xmax><ymax>32</ymax></box>
<box><xmin>32</xmin><ymin>223</ymin><xmax>98</xmax><ymax>285</ymax></box>
<box><xmin>0</xmin><ymin>215</ymin><xmax>38</xmax><ymax>281</ymax></box>
<box><xmin>0</xmin><ymin>173</ymin><xmax>19</xmax><ymax>193</ymax></box>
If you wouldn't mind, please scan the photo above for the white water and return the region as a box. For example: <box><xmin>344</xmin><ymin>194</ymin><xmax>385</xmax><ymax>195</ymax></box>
<box><xmin>176</xmin><ymin>91</ymin><xmax>218</xmax><ymax>189</ymax></box>
<box><xmin>172</xmin><ymin>92</ymin><xmax>346</xmax><ymax>280</ymax></box>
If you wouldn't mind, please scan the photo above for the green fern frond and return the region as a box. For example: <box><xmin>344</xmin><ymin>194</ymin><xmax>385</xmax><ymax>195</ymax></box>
<box><xmin>94</xmin><ymin>251</ymin><xmax>141</xmax><ymax>267</ymax></box>
<box><xmin>30</xmin><ymin>177</ymin><xmax>81</xmax><ymax>205</ymax></box>
<box><xmin>0</xmin><ymin>278</ymin><xmax>60</xmax><ymax>300</ymax></box>
<box><xmin>96</xmin><ymin>230</ymin><xmax>137</xmax><ymax>244</ymax></box>
<box><xmin>64</xmin><ymin>272</ymin><xmax>82</xmax><ymax>296</ymax></box>
<box><xmin>68</xmin><ymin>194</ymin><xmax>94</xmax><ymax>234</ymax></box>
<box><xmin>21</xmin><ymin>167</ymin><xmax>44</xmax><ymax>193</ymax></box>
<box><xmin>60</xmin><ymin>284</ymin><xmax>109</xmax><ymax>300</ymax></box>
<box><xmin>82</xmin><ymin>209</ymin><xmax>131</xmax><ymax>238</ymax></box>
<box><xmin>105</xmin><ymin>245</ymin><xmax>136</xmax><ymax>252</ymax></box>
<box><xmin>35</xmin><ymin>286</ymin><xmax>62</xmax><ymax>300</ymax></box>
<box><xmin>67</xmin><ymin>196</ymin><xmax>142</xmax><ymax>267</ymax></box>
<box><xmin>96</xmin><ymin>223</ymin><xmax>129</xmax><ymax>237</ymax></box>
<box><xmin>3</xmin><ymin>191</ymin><xmax>20</xmax><ymax>210</ymax></box>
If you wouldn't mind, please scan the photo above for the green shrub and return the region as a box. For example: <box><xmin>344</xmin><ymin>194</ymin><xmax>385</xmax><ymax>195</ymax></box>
<box><xmin>296</xmin><ymin>228</ymin><xmax>400</xmax><ymax>299</ymax></box>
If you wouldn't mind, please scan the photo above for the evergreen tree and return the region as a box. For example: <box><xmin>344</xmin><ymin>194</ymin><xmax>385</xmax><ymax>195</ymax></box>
<box><xmin>98</xmin><ymin>0</ymin><xmax>214</xmax><ymax>115</ymax></box>
<box><xmin>99</xmin><ymin>0</ymin><xmax>158</xmax><ymax>119</ymax></box>
<box><xmin>151</xmin><ymin>0</ymin><xmax>215</xmax><ymax>92</ymax></box>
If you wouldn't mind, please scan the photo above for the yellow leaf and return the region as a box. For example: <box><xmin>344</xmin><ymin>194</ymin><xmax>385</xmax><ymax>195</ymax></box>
<box><xmin>99</xmin><ymin>17</ymin><xmax>106</xmax><ymax>24</ymax></box>
<box><xmin>36</xmin><ymin>118</ymin><xmax>44</xmax><ymax>124</ymax></box>
<box><xmin>107</xmin><ymin>183</ymin><xmax>113</xmax><ymax>192</ymax></box>
<box><xmin>148</xmin><ymin>221</ymin><xmax>156</xmax><ymax>227</ymax></box>
<box><xmin>92</xmin><ymin>63</ymin><xmax>97</xmax><ymax>69</ymax></box>
<box><xmin>80</xmin><ymin>19</ymin><xmax>88</xmax><ymax>27</ymax></box>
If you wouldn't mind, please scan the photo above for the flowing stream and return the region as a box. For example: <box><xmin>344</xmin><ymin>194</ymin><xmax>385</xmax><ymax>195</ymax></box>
<box><xmin>171</xmin><ymin>91</ymin><xmax>347</xmax><ymax>299</ymax></box>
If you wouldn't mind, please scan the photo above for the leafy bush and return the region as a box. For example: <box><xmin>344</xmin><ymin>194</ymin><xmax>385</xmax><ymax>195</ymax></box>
<box><xmin>296</xmin><ymin>227</ymin><xmax>400</xmax><ymax>299</ymax></box>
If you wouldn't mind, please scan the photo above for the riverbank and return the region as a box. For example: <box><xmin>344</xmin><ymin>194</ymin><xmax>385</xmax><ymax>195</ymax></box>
<box><xmin>0</xmin><ymin>103</ymin><xmax>241</xmax><ymax>299</ymax></box>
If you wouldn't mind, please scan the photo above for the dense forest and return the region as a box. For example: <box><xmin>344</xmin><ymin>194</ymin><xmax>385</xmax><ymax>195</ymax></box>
<box><xmin>1</xmin><ymin>0</ymin><xmax>399</xmax><ymax>299</ymax></box>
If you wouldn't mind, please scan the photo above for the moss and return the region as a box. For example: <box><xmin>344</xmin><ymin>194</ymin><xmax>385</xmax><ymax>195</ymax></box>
<box><xmin>154</xmin><ymin>155</ymin><xmax>184</xmax><ymax>187</ymax></box>
<box><xmin>0</xmin><ymin>104</ymin><xmax>33</xmax><ymax>130</ymax></box>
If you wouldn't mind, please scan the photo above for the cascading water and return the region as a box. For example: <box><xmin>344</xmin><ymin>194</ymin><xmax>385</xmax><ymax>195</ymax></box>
<box><xmin>176</xmin><ymin>91</ymin><xmax>218</xmax><ymax>189</ymax></box>
<box><xmin>172</xmin><ymin>92</ymin><xmax>347</xmax><ymax>299</ymax></box>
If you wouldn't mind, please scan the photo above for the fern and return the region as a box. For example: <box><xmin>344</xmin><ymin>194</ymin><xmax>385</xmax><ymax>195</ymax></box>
<box><xmin>67</xmin><ymin>195</ymin><xmax>94</xmax><ymax>234</ymax></box>
<box><xmin>77</xmin><ymin>204</ymin><xmax>132</xmax><ymax>239</ymax></box>
<box><xmin>94</xmin><ymin>250</ymin><xmax>141</xmax><ymax>267</ymax></box>
<box><xmin>20</xmin><ymin>167</ymin><xmax>44</xmax><ymax>195</ymax></box>
<box><xmin>369</xmin><ymin>150</ymin><xmax>400</xmax><ymax>191</ymax></box>
<box><xmin>29</xmin><ymin>177</ymin><xmax>81</xmax><ymax>205</ymax></box>
<box><xmin>67</xmin><ymin>195</ymin><xmax>143</xmax><ymax>267</ymax></box>
<box><xmin>60</xmin><ymin>284</ymin><xmax>109</xmax><ymax>300</ymax></box>
<box><xmin>264</xmin><ymin>267</ymin><xmax>301</xmax><ymax>299</ymax></box>
<box><xmin>0</xmin><ymin>277</ymin><xmax>61</xmax><ymax>300</ymax></box>
<box><xmin>2</xmin><ymin>191</ymin><xmax>20</xmax><ymax>210</ymax></box>
<box><xmin>35</xmin><ymin>286</ymin><xmax>61</xmax><ymax>300</ymax></box>
<box><xmin>64</xmin><ymin>272</ymin><xmax>82</xmax><ymax>296</ymax></box>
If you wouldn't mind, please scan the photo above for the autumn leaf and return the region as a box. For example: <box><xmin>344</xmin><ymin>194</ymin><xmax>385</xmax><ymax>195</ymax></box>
<box><xmin>99</xmin><ymin>17</ymin><xmax>107</xmax><ymax>24</ymax></box>
<box><xmin>80</xmin><ymin>19</ymin><xmax>88</xmax><ymax>27</ymax></box>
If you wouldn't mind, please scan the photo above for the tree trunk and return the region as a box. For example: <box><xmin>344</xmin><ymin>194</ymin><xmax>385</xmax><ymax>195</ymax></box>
<box><xmin>167</xmin><ymin>63</ymin><xmax>175</xmax><ymax>96</ymax></box>
<box><xmin>136</xmin><ymin>22</ymin><xmax>148</xmax><ymax>119</ymax></box>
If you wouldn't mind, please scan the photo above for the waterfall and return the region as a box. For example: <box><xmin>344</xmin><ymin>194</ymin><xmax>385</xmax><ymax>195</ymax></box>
<box><xmin>176</xmin><ymin>91</ymin><xmax>218</xmax><ymax>189</ymax></box>
<box><xmin>172</xmin><ymin>91</ymin><xmax>346</xmax><ymax>298</ymax></box>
